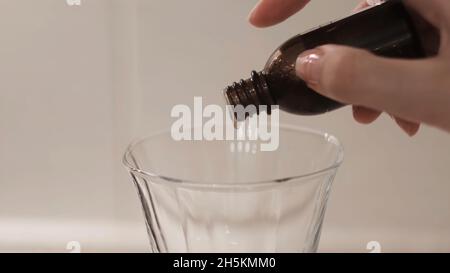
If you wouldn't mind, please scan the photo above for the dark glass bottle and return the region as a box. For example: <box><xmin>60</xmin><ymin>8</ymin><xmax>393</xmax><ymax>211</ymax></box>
<box><xmin>224</xmin><ymin>1</ymin><xmax>426</xmax><ymax>119</ymax></box>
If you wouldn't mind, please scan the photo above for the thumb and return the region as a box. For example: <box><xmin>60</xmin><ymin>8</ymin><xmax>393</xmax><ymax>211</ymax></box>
<box><xmin>295</xmin><ymin>45</ymin><xmax>448</xmax><ymax>127</ymax></box>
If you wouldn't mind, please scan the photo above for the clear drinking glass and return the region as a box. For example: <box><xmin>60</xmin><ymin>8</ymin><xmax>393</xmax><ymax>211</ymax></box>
<box><xmin>123</xmin><ymin>125</ymin><xmax>343</xmax><ymax>253</ymax></box>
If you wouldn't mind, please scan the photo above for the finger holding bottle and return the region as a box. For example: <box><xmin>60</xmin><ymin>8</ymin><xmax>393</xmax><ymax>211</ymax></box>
<box><xmin>244</xmin><ymin>1</ymin><xmax>450</xmax><ymax>133</ymax></box>
<box><xmin>294</xmin><ymin>1</ymin><xmax>449</xmax><ymax>131</ymax></box>
<box><xmin>295</xmin><ymin>41</ymin><xmax>450</xmax><ymax>132</ymax></box>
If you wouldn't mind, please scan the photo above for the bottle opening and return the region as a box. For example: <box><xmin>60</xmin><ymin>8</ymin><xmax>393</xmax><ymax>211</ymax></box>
<box><xmin>223</xmin><ymin>71</ymin><xmax>275</xmax><ymax>121</ymax></box>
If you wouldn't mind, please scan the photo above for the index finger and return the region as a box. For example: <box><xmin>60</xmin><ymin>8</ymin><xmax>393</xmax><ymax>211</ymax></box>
<box><xmin>249</xmin><ymin>0</ymin><xmax>310</xmax><ymax>28</ymax></box>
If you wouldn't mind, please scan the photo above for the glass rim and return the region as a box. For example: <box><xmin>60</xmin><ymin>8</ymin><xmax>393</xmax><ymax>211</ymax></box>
<box><xmin>122</xmin><ymin>124</ymin><xmax>344</xmax><ymax>189</ymax></box>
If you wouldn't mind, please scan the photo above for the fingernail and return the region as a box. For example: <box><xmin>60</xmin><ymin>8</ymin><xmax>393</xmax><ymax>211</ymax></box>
<box><xmin>248</xmin><ymin>1</ymin><xmax>261</xmax><ymax>24</ymax></box>
<box><xmin>296</xmin><ymin>49</ymin><xmax>324</xmax><ymax>86</ymax></box>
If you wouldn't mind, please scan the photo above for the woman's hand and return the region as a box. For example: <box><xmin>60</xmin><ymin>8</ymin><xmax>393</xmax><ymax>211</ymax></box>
<box><xmin>249</xmin><ymin>0</ymin><xmax>449</xmax><ymax>135</ymax></box>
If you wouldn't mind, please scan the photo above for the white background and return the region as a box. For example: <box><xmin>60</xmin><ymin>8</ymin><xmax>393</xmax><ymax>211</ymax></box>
<box><xmin>0</xmin><ymin>0</ymin><xmax>449</xmax><ymax>252</ymax></box>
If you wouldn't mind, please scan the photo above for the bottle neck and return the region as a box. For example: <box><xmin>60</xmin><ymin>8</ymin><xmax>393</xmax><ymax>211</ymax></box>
<box><xmin>223</xmin><ymin>71</ymin><xmax>275</xmax><ymax>116</ymax></box>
